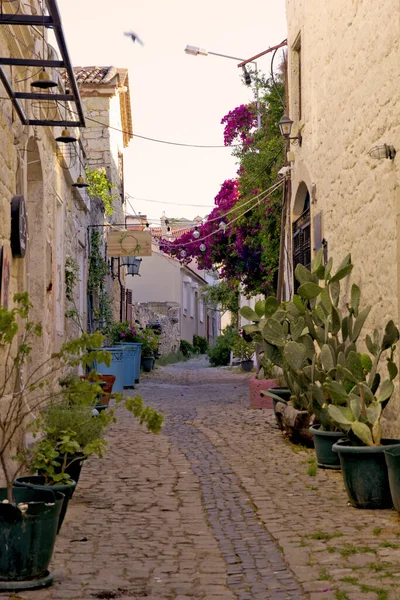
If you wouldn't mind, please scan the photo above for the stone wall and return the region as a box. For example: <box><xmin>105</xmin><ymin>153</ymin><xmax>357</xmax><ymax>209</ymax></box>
<box><xmin>133</xmin><ymin>302</ymin><xmax>181</xmax><ymax>355</ymax></box>
<box><xmin>285</xmin><ymin>0</ymin><xmax>400</xmax><ymax>433</ymax></box>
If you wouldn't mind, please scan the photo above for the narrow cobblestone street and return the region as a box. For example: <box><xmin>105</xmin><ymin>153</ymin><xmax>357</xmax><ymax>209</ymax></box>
<box><xmin>9</xmin><ymin>357</ymin><xmax>400</xmax><ymax>600</ymax></box>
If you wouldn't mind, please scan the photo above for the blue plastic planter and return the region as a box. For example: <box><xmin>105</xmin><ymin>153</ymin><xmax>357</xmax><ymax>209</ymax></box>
<box><xmin>118</xmin><ymin>343</ymin><xmax>142</xmax><ymax>388</ymax></box>
<box><xmin>95</xmin><ymin>347</ymin><xmax>124</xmax><ymax>393</ymax></box>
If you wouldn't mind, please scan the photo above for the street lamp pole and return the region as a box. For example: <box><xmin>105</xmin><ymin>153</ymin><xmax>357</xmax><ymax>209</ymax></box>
<box><xmin>184</xmin><ymin>45</ymin><xmax>261</xmax><ymax>131</ymax></box>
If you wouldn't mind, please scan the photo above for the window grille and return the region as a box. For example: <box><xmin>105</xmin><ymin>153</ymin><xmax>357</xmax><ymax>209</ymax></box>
<box><xmin>292</xmin><ymin>207</ymin><xmax>311</xmax><ymax>294</ymax></box>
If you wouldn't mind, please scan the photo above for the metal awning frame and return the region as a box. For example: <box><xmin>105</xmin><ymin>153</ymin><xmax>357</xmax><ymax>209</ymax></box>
<box><xmin>0</xmin><ymin>0</ymin><xmax>85</xmax><ymax>127</ymax></box>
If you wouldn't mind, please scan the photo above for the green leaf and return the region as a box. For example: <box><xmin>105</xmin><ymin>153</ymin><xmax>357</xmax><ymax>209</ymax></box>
<box><xmin>331</xmin><ymin>306</ymin><xmax>341</xmax><ymax>335</ymax></box>
<box><xmin>351</xmin><ymin>422</ymin><xmax>374</xmax><ymax>446</ymax></box>
<box><xmin>351</xmin><ymin>307</ymin><xmax>371</xmax><ymax>343</ymax></box>
<box><xmin>336</xmin><ymin>253</ymin><xmax>352</xmax><ymax>272</ymax></box>
<box><xmin>324</xmin><ymin>257</ymin><xmax>333</xmax><ymax>281</ymax></box>
<box><xmin>350</xmin><ymin>284</ymin><xmax>360</xmax><ymax>316</ymax></box>
<box><xmin>320</xmin><ymin>288</ymin><xmax>332</xmax><ymax>314</ymax></box>
<box><xmin>359</xmin><ymin>383</ymin><xmax>375</xmax><ymax>404</ymax></box>
<box><xmin>330</xmin><ymin>280</ymin><xmax>340</xmax><ymax>307</ymax></box>
<box><xmin>342</xmin><ymin>317</ymin><xmax>349</xmax><ymax>342</ymax></box>
<box><xmin>264</xmin><ymin>296</ymin><xmax>280</xmax><ymax>317</ymax></box>
<box><xmin>388</xmin><ymin>360</ymin><xmax>398</xmax><ymax>381</ymax></box>
<box><xmin>330</xmin><ymin>263</ymin><xmax>353</xmax><ymax>284</ymax></box>
<box><xmin>292</xmin><ymin>295</ymin><xmax>306</xmax><ymax>314</ymax></box>
<box><xmin>337</xmin><ymin>351</ymin><xmax>346</xmax><ymax>367</ymax></box>
<box><xmin>240</xmin><ymin>306</ymin><xmax>260</xmax><ymax>322</ymax></box>
<box><xmin>295</xmin><ymin>263</ymin><xmax>313</xmax><ymax>285</ymax></box>
<box><xmin>309</xmin><ymin>383</ymin><xmax>325</xmax><ymax>406</ymax></box>
<box><xmin>345</xmin><ymin>351</ymin><xmax>364</xmax><ymax>382</ymax></box>
<box><xmin>349</xmin><ymin>395</ymin><xmax>362</xmax><ymax>420</ymax></box>
<box><xmin>366</xmin><ymin>402</ymin><xmax>382</xmax><ymax>425</ymax></box>
<box><xmin>262</xmin><ymin>319</ymin><xmax>287</xmax><ymax>347</ymax></box>
<box><xmin>243</xmin><ymin>324</ymin><xmax>260</xmax><ymax>335</ymax></box>
<box><xmin>324</xmin><ymin>380</ymin><xmax>348</xmax><ymax>404</ymax></box>
<box><xmin>297</xmin><ymin>282</ymin><xmax>323</xmax><ymax>300</ymax></box>
<box><xmin>336</xmin><ymin>365</ymin><xmax>358</xmax><ymax>384</ymax></box>
<box><xmin>320</xmin><ymin>344</ymin><xmax>335</xmax><ymax>372</ymax></box>
<box><xmin>311</xmin><ymin>248</ymin><xmax>324</xmax><ymax>274</ymax></box>
<box><xmin>372</xmin><ymin>421</ymin><xmax>382</xmax><ymax>445</ymax></box>
<box><xmin>376</xmin><ymin>379</ymin><xmax>394</xmax><ymax>403</ymax></box>
<box><xmin>291</xmin><ymin>317</ymin><xmax>306</xmax><ymax>342</ymax></box>
<box><xmin>328</xmin><ymin>404</ymin><xmax>354</xmax><ymax>425</ymax></box>
<box><xmin>381</xmin><ymin>320</ymin><xmax>400</xmax><ymax>351</ymax></box>
<box><xmin>254</xmin><ymin>300</ymin><xmax>265</xmax><ymax>317</ymax></box>
<box><xmin>359</xmin><ymin>354</ymin><xmax>373</xmax><ymax>373</ymax></box>
<box><xmin>365</xmin><ymin>333</ymin><xmax>377</xmax><ymax>356</ymax></box>
<box><xmin>300</xmin><ymin>335</ymin><xmax>316</xmax><ymax>360</ymax></box>
<box><xmin>284</xmin><ymin>341</ymin><xmax>307</xmax><ymax>372</ymax></box>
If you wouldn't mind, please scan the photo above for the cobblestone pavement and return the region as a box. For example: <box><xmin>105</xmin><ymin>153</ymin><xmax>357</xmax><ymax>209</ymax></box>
<box><xmin>6</xmin><ymin>357</ymin><xmax>400</xmax><ymax>600</ymax></box>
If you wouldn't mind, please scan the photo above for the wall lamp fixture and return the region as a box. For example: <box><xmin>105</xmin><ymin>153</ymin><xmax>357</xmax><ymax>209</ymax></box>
<box><xmin>278</xmin><ymin>114</ymin><xmax>302</xmax><ymax>146</ymax></box>
<box><xmin>368</xmin><ymin>144</ymin><xmax>396</xmax><ymax>160</ymax></box>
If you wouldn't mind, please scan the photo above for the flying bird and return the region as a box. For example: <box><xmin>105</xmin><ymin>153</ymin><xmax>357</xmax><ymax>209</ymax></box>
<box><xmin>124</xmin><ymin>31</ymin><xmax>144</xmax><ymax>46</ymax></box>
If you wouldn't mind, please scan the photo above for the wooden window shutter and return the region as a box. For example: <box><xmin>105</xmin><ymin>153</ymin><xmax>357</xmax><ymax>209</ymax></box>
<box><xmin>126</xmin><ymin>289</ymin><xmax>133</xmax><ymax>323</ymax></box>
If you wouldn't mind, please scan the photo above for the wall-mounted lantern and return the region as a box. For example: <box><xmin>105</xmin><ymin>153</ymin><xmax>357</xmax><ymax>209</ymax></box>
<box><xmin>278</xmin><ymin>114</ymin><xmax>302</xmax><ymax>146</ymax></box>
<box><xmin>368</xmin><ymin>144</ymin><xmax>396</xmax><ymax>160</ymax></box>
<box><xmin>121</xmin><ymin>256</ymin><xmax>142</xmax><ymax>276</ymax></box>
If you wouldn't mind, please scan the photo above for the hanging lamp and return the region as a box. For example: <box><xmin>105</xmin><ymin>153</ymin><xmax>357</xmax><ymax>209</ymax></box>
<box><xmin>72</xmin><ymin>175</ymin><xmax>89</xmax><ymax>188</ymax></box>
<box><xmin>55</xmin><ymin>128</ymin><xmax>77</xmax><ymax>144</ymax></box>
<box><xmin>31</xmin><ymin>68</ymin><xmax>57</xmax><ymax>89</ymax></box>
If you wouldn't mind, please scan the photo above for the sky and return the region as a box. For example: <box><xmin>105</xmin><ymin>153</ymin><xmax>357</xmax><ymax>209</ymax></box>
<box><xmin>58</xmin><ymin>1</ymin><xmax>287</xmax><ymax>224</ymax></box>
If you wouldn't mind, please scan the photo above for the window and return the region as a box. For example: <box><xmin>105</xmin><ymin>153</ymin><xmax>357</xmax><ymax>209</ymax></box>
<box><xmin>292</xmin><ymin>192</ymin><xmax>310</xmax><ymax>294</ymax></box>
<box><xmin>199</xmin><ymin>296</ymin><xmax>204</xmax><ymax>323</ymax></box>
<box><xmin>292</xmin><ymin>33</ymin><xmax>302</xmax><ymax>122</ymax></box>
<box><xmin>182</xmin><ymin>281</ymin><xmax>189</xmax><ymax>316</ymax></box>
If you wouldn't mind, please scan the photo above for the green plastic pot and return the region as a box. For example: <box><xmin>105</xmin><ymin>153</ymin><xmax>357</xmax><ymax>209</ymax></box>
<box><xmin>141</xmin><ymin>356</ymin><xmax>154</xmax><ymax>372</ymax></box>
<box><xmin>332</xmin><ymin>439</ymin><xmax>400</xmax><ymax>509</ymax></box>
<box><xmin>310</xmin><ymin>424</ymin><xmax>344</xmax><ymax>469</ymax></box>
<box><xmin>53</xmin><ymin>454</ymin><xmax>86</xmax><ymax>489</ymax></box>
<box><xmin>14</xmin><ymin>476</ymin><xmax>76</xmax><ymax>533</ymax></box>
<box><xmin>0</xmin><ymin>487</ymin><xmax>63</xmax><ymax>591</ymax></box>
<box><xmin>241</xmin><ymin>360</ymin><xmax>254</xmax><ymax>372</ymax></box>
<box><xmin>384</xmin><ymin>446</ymin><xmax>400</xmax><ymax>513</ymax></box>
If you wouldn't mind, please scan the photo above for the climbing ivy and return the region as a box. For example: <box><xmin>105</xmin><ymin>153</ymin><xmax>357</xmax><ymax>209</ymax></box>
<box><xmin>88</xmin><ymin>231</ymin><xmax>113</xmax><ymax>330</ymax></box>
<box><xmin>85</xmin><ymin>167</ymin><xmax>117</xmax><ymax>216</ymax></box>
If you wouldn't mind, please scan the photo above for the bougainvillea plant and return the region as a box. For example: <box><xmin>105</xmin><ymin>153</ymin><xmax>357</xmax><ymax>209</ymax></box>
<box><xmin>160</xmin><ymin>71</ymin><xmax>286</xmax><ymax>297</ymax></box>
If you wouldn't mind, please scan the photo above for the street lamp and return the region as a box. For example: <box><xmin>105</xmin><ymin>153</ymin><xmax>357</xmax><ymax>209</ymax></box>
<box><xmin>184</xmin><ymin>45</ymin><xmax>261</xmax><ymax>130</ymax></box>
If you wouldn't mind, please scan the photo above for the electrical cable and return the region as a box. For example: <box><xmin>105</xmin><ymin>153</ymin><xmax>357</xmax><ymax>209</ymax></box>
<box><xmin>159</xmin><ymin>180</ymin><xmax>283</xmax><ymax>249</ymax></box>
<box><xmin>270</xmin><ymin>39</ymin><xmax>286</xmax><ymax>110</ymax></box>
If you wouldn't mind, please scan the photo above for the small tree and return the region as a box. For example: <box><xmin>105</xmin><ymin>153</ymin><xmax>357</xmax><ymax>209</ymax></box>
<box><xmin>0</xmin><ymin>294</ymin><xmax>163</xmax><ymax>503</ymax></box>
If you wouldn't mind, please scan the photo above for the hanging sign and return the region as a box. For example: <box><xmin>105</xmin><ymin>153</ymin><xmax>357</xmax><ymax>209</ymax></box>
<box><xmin>10</xmin><ymin>195</ymin><xmax>27</xmax><ymax>258</ymax></box>
<box><xmin>107</xmin><ymin>230</ymin><xmax>152</xmax><ymax>257</ymax></box>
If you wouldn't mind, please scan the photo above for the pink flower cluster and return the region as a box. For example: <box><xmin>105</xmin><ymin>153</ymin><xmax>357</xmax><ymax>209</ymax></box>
<box><xmin>220</xmin><ymin>103</ymin><xmax>258</xmax><ymax>148</ymax></box>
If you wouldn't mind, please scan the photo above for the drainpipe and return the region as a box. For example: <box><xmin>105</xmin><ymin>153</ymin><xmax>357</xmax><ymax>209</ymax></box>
<box><xmin>117</xmin><ymin>257</ymin><xmax>124</xmax><ymax>321</ymax></box>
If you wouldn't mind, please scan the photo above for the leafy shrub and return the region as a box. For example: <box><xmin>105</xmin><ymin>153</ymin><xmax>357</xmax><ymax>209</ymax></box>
<box><xmin>207</xmin><ymin>326</ymin><xmax>239</xmax><ymax>366</ymax></box>
<box><xmin>232</xmin><ymin>336</ymin><xmax>255</xmax><ymax>361</ymax></box>
<box><xmin>193</xmin><ymin>335</ymin><xmax>208</xmax><ymax>354</ymax></box>
<box><xmin>180</xmin><ymin>339</ymin><xmax>195</xmax><ymax>357</ymax></box>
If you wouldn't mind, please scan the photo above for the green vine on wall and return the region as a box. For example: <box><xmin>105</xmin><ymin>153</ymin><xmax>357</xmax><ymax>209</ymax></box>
<box><xmin>85</xmin><ymin>167</ymin><xmax>117</xmax><ymax>216</ymax></box>
<box><xmin>64</xmin><ymin>257</ymin><xmax>83</xmax><ymax>330</ymax></box>
<box><xmin>88</xmin><ymin>231</ymin><xmax>113</xmax><ymax>330</ymax></box>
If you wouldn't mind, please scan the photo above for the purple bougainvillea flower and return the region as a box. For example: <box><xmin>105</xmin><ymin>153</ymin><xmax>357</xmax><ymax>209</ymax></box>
<box><xmin>120</xmin><ymin>333</ymin><xmax>126</xmax><ymax>338</ymax></box>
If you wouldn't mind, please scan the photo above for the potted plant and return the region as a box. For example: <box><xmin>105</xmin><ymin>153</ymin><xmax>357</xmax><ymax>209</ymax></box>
<box><xmin>106</xmin><ymin>321</ymin><xmax>143</xmax><ymax>387</ymax></box>
<box><xmin>232</xmin><ymin>336</ymin><xmax>255</xmax><ymax>372</ymax></box>
<box><xmin>325</xmin><ymin>319</ymin><xmax>400</xmax><ymax>508</ymax></box>
<box><xmin>141</xmin><ymin>329</ymin><xmax>158</xmax><ymax>372</ymax></box>
<box><xmin>240</xmin><ymin>296</ymin><xmax>314</xmax><ymax>442</ymax></box>
<box><xmin>0</xmin><ymin>294</ymin><xmax>110</xmax><ymax>590</ymax></box>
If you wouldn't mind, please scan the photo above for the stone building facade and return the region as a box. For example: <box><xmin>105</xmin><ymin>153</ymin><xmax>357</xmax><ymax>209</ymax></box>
<box><xmin>285</xmin><ymin>0</ymin><xmax>399</xmax><ymax>428</ymax></box>
<box><xmin>73</xmin><ymin>66</ymin><xmax>133</xmax><ymax>326</ymax></box>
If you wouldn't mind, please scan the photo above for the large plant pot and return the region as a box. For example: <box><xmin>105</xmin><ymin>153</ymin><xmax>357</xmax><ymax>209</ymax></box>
<box><xmin>332</xmin><ymin>439</ymin><xmax>400</xmax><ymax>509</ymax></box>
<box><xmin>249</xmin><ymin>377</ymin><xmax>277</xmax><ymax>409</ymax></box>
<box><xmin>241</xmin><ymin>360</ymin><xmax>254</xmax><ymax>372</ymax></box>
<box><xmin>0</xmin><ymin>487</ymin><xmax>63</xmax><ymax>591</ymax></box>
<box><xmin>310</xmin><ymin>424</ymin><xmax>344</xmax><ymax>469</ymax></box>
<box><xmin>268</xmin><ymin>387</ymin><xmax>291</xmax><ymax>429</ymax></box>
<box><xmin>141</xmin><ymin>356</ymin><xmax>155</xmax><ymax>372</ymax></box>
<box><xmin>14</xmin><ymin>476</ymin><xmax>76</xmax><ymax>533</ymax></box>
<box><xmin>118</xmin><ymin>343</ymin><xmax>142</xmax><ymax>388</ymax></box>
<box><xmin>96</xmin><ymin>347</ymin><xmax>124</xmax><ymax>393</ymax></box>
<box><xmin>384</xmin><ymin>446</ymin><xmax>400</xmax><ymax>513</ymax></box>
